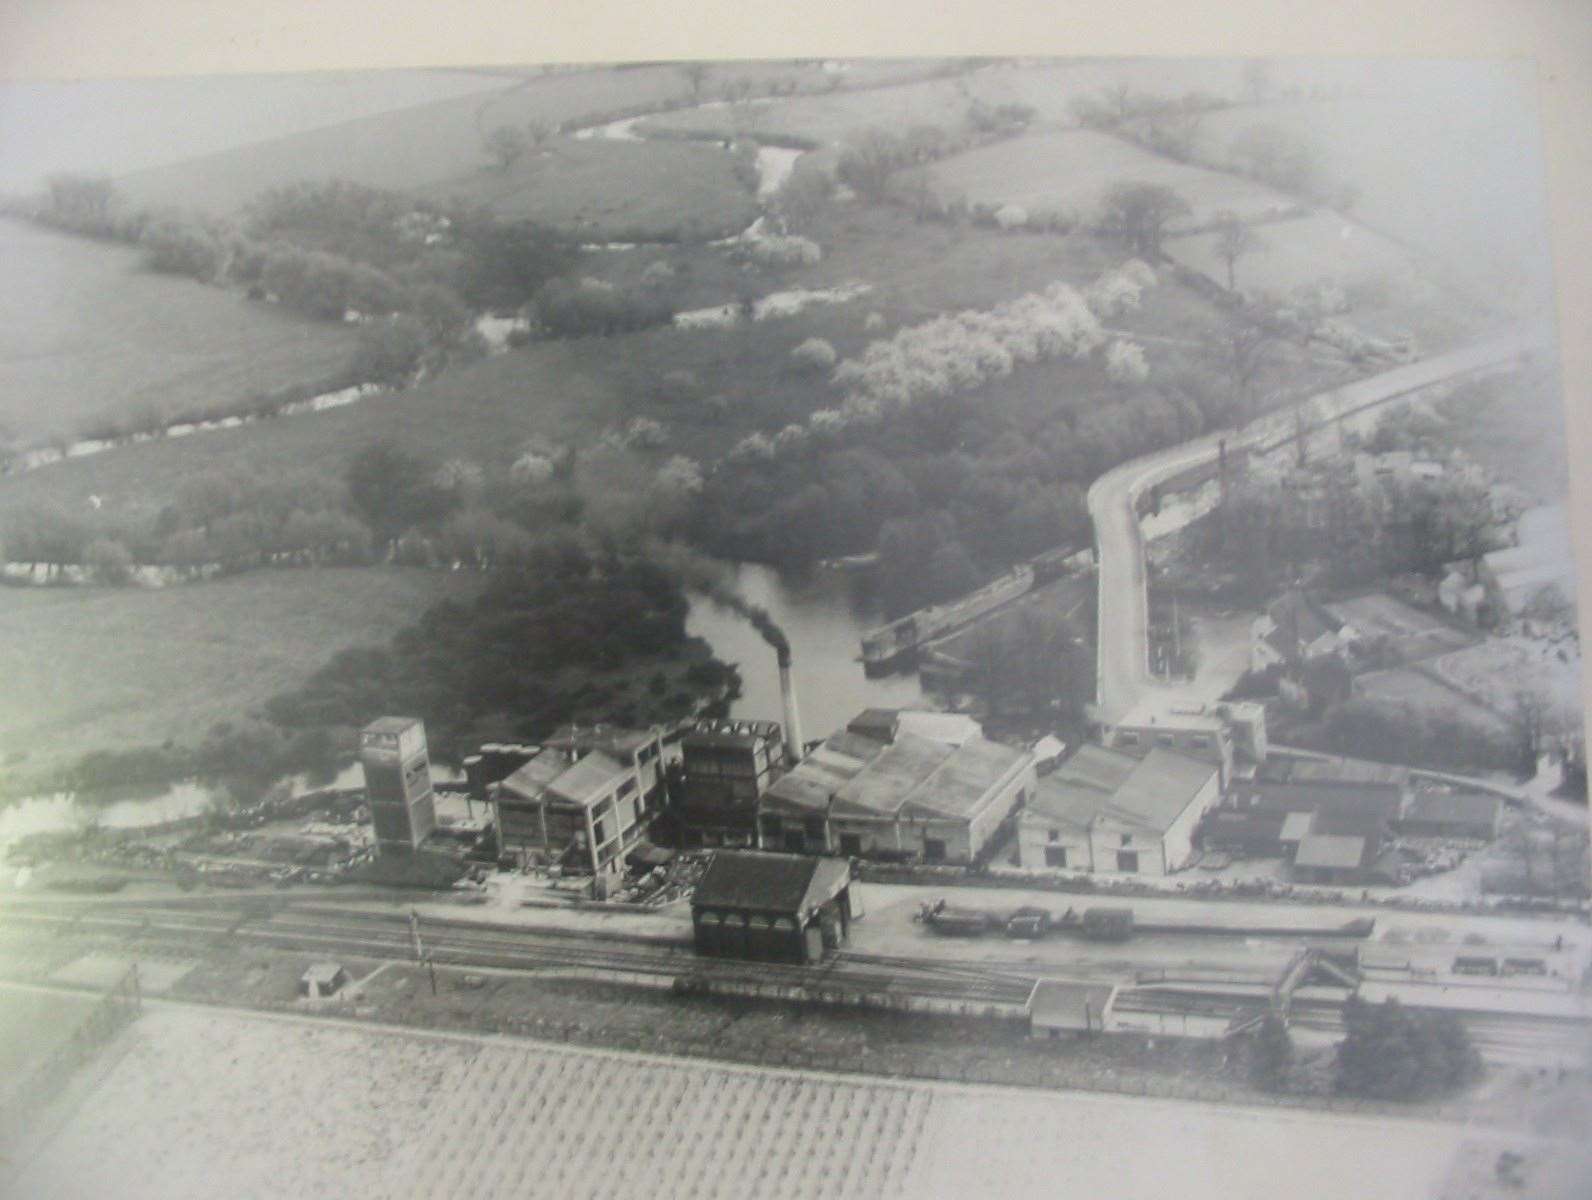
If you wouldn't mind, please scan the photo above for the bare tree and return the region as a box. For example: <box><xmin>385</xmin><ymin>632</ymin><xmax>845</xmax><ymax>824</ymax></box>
<box><xmin>680</xmin><ymin>62</ymin><xmax>710</xmax><ymax>99</ymax></box>
<box><xmin>1212</xmin><ymin>210</ymin><xmax>1266</xmax><ymax>292</ymax></box>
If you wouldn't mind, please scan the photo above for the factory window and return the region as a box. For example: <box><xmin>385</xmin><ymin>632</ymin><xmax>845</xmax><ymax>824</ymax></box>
<box><xmin>1044</xmin><ymin>846</ymin><xmax>1067</xmax><ymax>868</ymax></box>
<box><xmin>617</xmin><ymin>777</ymin><xmax>637</xmax><ymax>798</ymax></box>
<box><xmin>1117</xmin><ymin>731</ymin><xmax>1140</xmax><ymax>747</ymax></box>
<box><xmin>1120</xmin><ymin>834</ymin><xmax>1133</xmax><ymax>846</ymax></box>
<box><xmin>803</xmin><ymin>817</ymin><xmax>825</xmax><ymax>840</ymax></box>
<box><xmin>1156</xmin><ymin>733</ymin><xmax>1175</xmax><ymax>748</ymax></box>
<box><xmin>839</xmin><ymin>834</ymin><xmax>862</xmax><ymax>857</ymax></box>
<box><xmin>761</xmin><ymin>815</ymin><xmax>783</xmax><ymax>837</ymax></box>
<box><xmin>924</xmin><ymin>839</ymin><xmax>947</xmax><ymax>863</ymax></box>
<box><xmin>1116</xmin><ymin>850</ymin><xmax>1139</xmax><ymax>873</ymax></box>
<box><xmin>639</xmin><ymin>745</ymin><xmax>657</xmax><ymax>763</ymax></box>
<box><xmin>1047</xmin><ymin>829</ymin><xmax>1059</xmax><ymax>843</ymax></box>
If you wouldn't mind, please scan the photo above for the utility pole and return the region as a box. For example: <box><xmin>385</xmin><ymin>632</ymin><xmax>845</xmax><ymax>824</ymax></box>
<box><xmin>409</xmin><ymin>907</ymin><xmax>437</xmax><ymax>995</ymax></box>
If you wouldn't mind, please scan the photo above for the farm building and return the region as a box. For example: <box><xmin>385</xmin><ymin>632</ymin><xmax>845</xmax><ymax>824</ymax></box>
<box><xmin>489</xmin><ymin>738</ymin><xmax>657</xmax><ymax>882</ymax></box>
<box><xmin>1017</xmin><ymin>745</ymin><xmax>1221</xmax><ymax>875</ymax></box>
<box><xmin>690</xmin><ymin>850</ymin><xmax>853</xmax><ymax>964</ymax></box>
<box><xmin>1028</xmin><ymin>980</ymin><xmax>1116</xmax><ymax>1038</ymax></box>
<box><xmin>760</xmin><ymin>709</ymin><xmax>1033</xmax><ymax>864</ymax></box>
<box><xmin>1251</xmin><ymin>589</ymin><xmax>1356</xmax><ymax>673</ymax></box>
<box><xmin>1397</xmin><ymin>790</ymin><xmax>1504</xmax><ymax>841</ymax></box>
<box><xmin>675</xmin><ymin>719</ymin><xmax>786</xmax><ymax>848</ymax></box>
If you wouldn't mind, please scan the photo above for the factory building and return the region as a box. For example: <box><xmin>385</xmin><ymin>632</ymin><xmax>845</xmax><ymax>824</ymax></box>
<box><xmin>1102</xmin><ymin>701</ymin><xmax>1265</xmax><ymax>788</ymax></box>
<box><xmin>1017</xmin><ymin>744</ymin><xmax>1221</xmax><ymax>875</ymax></box>
<box><xmin>760</xmin><ymin>709</ymin><xmax>1032</xmax><ymax>864</ymax></box>
<box><xmin>360</xmin><ymin>717</ymin><xmax>438</xmax><ymax>855</ymax></box>
<box><xmin>690</xmin><ymin>850</ymin><xmax>854</xmax><ymax>963</ymax></box>
<box><xmin>675</xmin><ymin>719</ymin><xmax>787</xmax><ymax>848</ymax></box>
<box><xmin>486</xmin><ymin>730</ymin><xmax>662</xmax><ymax>884</ymax></box>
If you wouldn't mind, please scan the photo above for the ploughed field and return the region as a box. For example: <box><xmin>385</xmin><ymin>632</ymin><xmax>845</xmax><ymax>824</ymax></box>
<box><xmin>0</xmin><ymin>219</ymin><xmax>354</xmax><ymax>445</ymax></box>
<box><xmin>12</xmin><ymin>1006</ymin><xmax>1468</xmax><ymax>1200</ymax></box>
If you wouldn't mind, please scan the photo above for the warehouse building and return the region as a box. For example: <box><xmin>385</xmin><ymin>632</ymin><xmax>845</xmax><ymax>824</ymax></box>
<box><xmin>1102</xmin><ymin>701</ymin><xmax>1267</xmax><ymax>787</ymax></box>
<box><xmin>1017</xmin><ymin>744</ymin><xmax>1221</xmax><ymax>875</ymax></box>
<box><xmin>690</xmin><ymin>850</ymin><xmax>854</xmax><ymax>963</ymax></box>
<box><xmin>1397</xmin><ymin>789</ymin><xmax>1504</xmax><ymax>841</ymax></box>
<box><xmin>760</xmin><ymin>710</ymin><xmax>1033</xmax><ymax>864</ymax></box>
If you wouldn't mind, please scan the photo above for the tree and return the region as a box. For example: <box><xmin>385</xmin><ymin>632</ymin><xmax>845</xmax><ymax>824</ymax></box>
<box><xmin>837</xmin><ymin>129</ymin><xmax>907</xmax><ymax>202</ymax></box>
<box><xmin>1250</xmin><ymin>1014</ymin><xmax>1294</xmax><ymax>1091</ymax></box>
<box><xmin>350</xmin><ymin>315</ymin><xmax>429</xmax><ymax>386</ymax></box>
<box><xmin>484</xmin><ymin>125</ymin><xmax>529</xmax><ymax>172</ymax></box>
<box><xmin>1097</xmin><ymin>182</ymin><xmax>1191</xmax><ymax>257</ymax></box>
<box><xmin>1218</xmin><ymin>319</ymin><xmax>1279</xmax><ymax>421</ymax></box>
<box><xmin>1336</xmin><ymin>995</ymin><xmax>1481</xmax><ymax>1100</ymax></box>
<box><xmin>84</xmin><ymin>537</ymin><xmax>134</xmax><ymax>585</ymax></box>
<box><xmin>773</xmin><ymin>164</ymin><xmax>837</xmax><ymax>230</ymax></box>
<box><xmin>1212</xmin><ymin>210</ymin><xmax>1266</xmax><ymax>292</ymax></box>
<box><xmin>140</xmin><ymin>216</ymin><xmax>225</xmax><ymax>281</ymax></box>
<box><xmin>345</xmin><ymin>441</ymin><xmax>456</xmax><ymax>545</ymax></box>
<box><xmin>680</xmin><ymin>62</ymin><xmax>711</xmax><ymax>99</ymax></box>
<box><xmin>1230</xmin><ymin>123</ymin><xmax>1316</xmax><ymax>192</ymax></box>
<box><xmin>43</xmin><ymin>173</ymin><xmax>119</xmax><ymax>235</ymax></box>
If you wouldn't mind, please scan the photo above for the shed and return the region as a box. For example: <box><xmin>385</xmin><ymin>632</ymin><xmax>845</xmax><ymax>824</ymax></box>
<box><xmin>1398</xmin><ymin>791</ymin><xmax>1504</xmax><ymax>841</ymax></box>
<box><xmin>299</xmin><ymin>962</ymin><xmax>349</xmax><ymax>999</ymax></box>
<box><xmin>1028</xmin><ymin>980</ymin><xmax>1116</xmax><ymax>1038</ymax></box>
<box><xmin>690</xmin><ymin>850</ymin><xmax>853</xmax><ymax>964</ymax></box>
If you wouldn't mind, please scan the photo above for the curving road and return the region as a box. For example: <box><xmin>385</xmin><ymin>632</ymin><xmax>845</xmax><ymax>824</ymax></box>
<box><xmin>1087</xmin><ymin>329</ymin><xmax>1545</xmax><ymax>725</ymax></box>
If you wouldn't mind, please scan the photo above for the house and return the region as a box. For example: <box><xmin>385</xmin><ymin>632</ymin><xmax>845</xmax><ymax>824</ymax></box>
<box><xmin>1251</xmin><ymin>590</ymin><xmax>1354</xmax><ymax>673</ymax></box>
<box><xmin>760</xmin><ymin>710</ymin><xmax>1034</xmax><ymax>864</ymax></box>
<box><xmin>490</xmin><ymin>740</ymin><xmax>655</xmax><ymax>880</ymax></box>
<box><xmin>1018</xmin><ymin>745</ymin><xmax>1220</xmax><ymax>875</ymax></box>
<box><xmin>1028</xmin><ymin>980</ymin><xmax>1117</xmax><ymax>1038</ymax></box>
<box><xmin>690</xmin><ymin>850</ymin><xmax>854</xmax><ymax>964</ymax></box>
<box><xmin>675</xmin><ymin>719</ymin><xmax>786</xmax><ymax>848</ymax></box>
<box><xmin>1397</xmin><ymin>789</ymin><xmax>1504</xmax><ymax>841</ymax></box>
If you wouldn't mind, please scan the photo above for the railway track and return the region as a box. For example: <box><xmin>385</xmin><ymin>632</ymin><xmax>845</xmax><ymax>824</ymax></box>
<box><xmin>0</xmin><ymin>902</ymin><xmax>1034</xmax><ymax>1007</ymax></box>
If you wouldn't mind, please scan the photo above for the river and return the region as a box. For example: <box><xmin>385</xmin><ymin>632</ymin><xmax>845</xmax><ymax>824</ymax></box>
<box><xmin>685</xmin><ymin>563</ymin><xmax>924</xmax><ymax>740</ymax></box>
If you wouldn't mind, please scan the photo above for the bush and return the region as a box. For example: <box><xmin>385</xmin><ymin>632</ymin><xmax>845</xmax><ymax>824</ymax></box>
<box><xmin>789</xmin><ymin>337</ymin><xmax>837</xmax><ymax>373</ymax></box>
<box><xmin>742</xmin><ymin>234</ymin><xmax>822</xmax><ymax>268</ymax></box>
<box><xmin>84</xmin><ymin>538</ymin><xmax>134</xmax><ymax>585</ymax></box>
<box><xmin>140</xmin><ymin>216</ymin><xmax>225</xmax><ymax>282</ymax></box>
<box><xmin>532</xmin><ymin>276</ymin><xmax>675</xmax><ymax>337</ymax></box>
<box><xmin>1335</xmin><ymin>996</ymin><xmax>1482</xmax><ymax>1100</ymax></box>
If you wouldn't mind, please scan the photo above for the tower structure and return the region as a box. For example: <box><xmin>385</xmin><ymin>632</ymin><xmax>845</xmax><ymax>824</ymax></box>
<box><xmin>360</xmin><ymin>716</ymin><xmax>437</xmax><ymax>854</ymax></box>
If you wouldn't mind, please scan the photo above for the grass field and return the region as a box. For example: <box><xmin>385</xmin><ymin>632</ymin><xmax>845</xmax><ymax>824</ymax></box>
<box><xmin>1163</xmin><ymin>210</ymin><xmax>1489</xmax><ymax>352</ymax></box>
<box><xmin>0</xmin><ymin>219</ymin><xmax>355</xmax><ymax>446</ymax></box>
<box><xmin>0</xmin><ymin>987</ymin><xmax>99</xmax><ymax>1086</ymax></box>
<box><xmin>929</xmin><ymin>129</ymin><xmax>1296</xmax><ymax>227</ymax></box>
<box><xmin>417</xmin><ymin>136</ymin><xmax>757</xmax><ymax>238</ymax></box>
<box><xmin>11</xmin><ymin>1005</ymin><xmax>1468</xmax><ymax>1200</ymax></box>
<box><xmin>114</xmin><ymin>62</ymin><xmax>938</xmax><ymax>218</ymax></box>
<box><xmin>1156</xmin><ymin>62</ymin><xmax>1554</xmax><ymax>317</ymax></box>
<box><xmin>1353</xmin><ymin>668</ymin><xmax>1511</xmax><ymax>734</ymax></box>
<box><xmin>0</xmin><ymin>568</ymin><xmax>482</xmax><ymax>784</ymax></box>
<box><xmin>0</xmin><ymin>204</ymin><xmax>1228</xmax><ymax>524</ymax></box>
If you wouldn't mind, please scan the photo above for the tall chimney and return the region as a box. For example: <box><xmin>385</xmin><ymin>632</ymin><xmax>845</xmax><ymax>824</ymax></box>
<box><xmin>777</xmin><ymin>648</ymin><xmax>804</xmax><ymax>766</ymax></box>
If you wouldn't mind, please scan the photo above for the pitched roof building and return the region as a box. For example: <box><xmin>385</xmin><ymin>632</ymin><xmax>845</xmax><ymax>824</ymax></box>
<box><xmin>760</xmin><ymin>710</ymin><xmax>1034</xmax><ymax>864</ymax></box>
<box><xmin>1018</xmin><ymin>745</ymin><xmax>1221</xmax><ymax>875</ymax></box>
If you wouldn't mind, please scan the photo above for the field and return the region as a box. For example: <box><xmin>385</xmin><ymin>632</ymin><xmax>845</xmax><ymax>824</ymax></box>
<box><xmin>1323</xmin><ymin>593</ymin><xmax>1477</xmax><ymax>664</ymax></box>
<box><xmin>0</xmin><ymin>219</ymin><xmax>355</xmax><ymax>446</ymax></box>
<box><xmin>0</xmin><ymin>987</ymin><xmax>99</xmax><ymax>1086</ymax></box>
<box><xmin>417</xmin><ymin>136</ymin><xmax>757</xmax><ymax>239</ymax></box>
<box><xmin>0</xmin><ymin>567</ymin><xmax>481</xmax><ymax>785</ymax></box>
<box><xmin>0</xmin><ymin>203</ymin><xmax>1235</xmax><ymax>523</ymax></box>
<box><xmin>10</xmin><ymin>1005</ymin><xmax>1471</xmax><ymax>1200</ymax></box>
<box><xmin>115</xmin><ymin>62</ymin><xmax>939</xmax><ymax>217</ymax></box>
<box><xmin>1353</xmin><ymin>667</ymin><xmax>1511</xmax><ymax>734</ymax></box>
<box><xmin>1164</xmin><ymin>212</ymin><xmax>1458</xmax><ymax>340</ymax></box>
<box><xmin>928</xmin><ymin>129</ymin><xmax>1297</xmax><ymax>227</ymax></box>
<box><xmin>0</xmin><ymin>70</ymin><xmax>516</xmax><ymax>194</ymax></box>
<box><xmin>1432</xmin><ymin>637</ymin><xmax>1584</xmax><ymax>725</ymax></box>
<box><xmin>1170</xmin><ymin>63</ymin><xmax>1555</xmax><ymax>315</ymax></box>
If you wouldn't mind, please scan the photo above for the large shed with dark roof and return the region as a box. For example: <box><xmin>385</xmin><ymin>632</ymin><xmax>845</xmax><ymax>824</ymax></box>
<box><xmin>690</xmin><ymin>850</ymin><xmax>854</xmax><ymax>964</ymax></box>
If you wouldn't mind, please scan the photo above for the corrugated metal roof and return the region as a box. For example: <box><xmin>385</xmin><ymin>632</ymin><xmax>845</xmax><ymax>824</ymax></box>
<box><xmin>1402</xmin><ymin>791</ymin><xmax>1502</xmax><ymax>826</ymax></box>
<box><xmin>547</xmin><ymin>750</ymin><xmax>628</xmax><ymax>805</ymax></box>
<box><xmin>1102</xmin><ymin>748</ymin><xmax>1218</xmax><ymax>833</ymax></box>
<box><xmin>1025</xmin><ymin>745</ymin><xmax>1136</xmax><ymax>829</ymax></box>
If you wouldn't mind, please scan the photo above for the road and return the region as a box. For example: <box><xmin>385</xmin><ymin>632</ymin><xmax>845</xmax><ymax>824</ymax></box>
<box><xmin>1087</xmin><ymin>329</ymin><xmax>1544</xmax><ymax>724</ymax></box>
